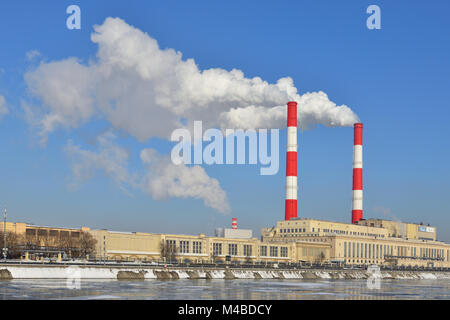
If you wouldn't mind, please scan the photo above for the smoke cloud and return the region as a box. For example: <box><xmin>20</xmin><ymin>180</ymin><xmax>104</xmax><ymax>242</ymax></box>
<box><xmin>25</xmin><ymin>17</ymin><xmax>359</xmax><ymax>144</ymax></box>
<box><xmin>27</xmin><ymin>17</ymin><xmax>359</xmax><ymax>213</ymax></box>
<box><xmin>65</xmin><ymin>131</ymin><xmax>135</xmax><ymax>193</ymax></box>
<box><xmin>65</xmin><ymin>132</ymin><xmax>230</xmax><ymax>213</ymax></box>
<box><xmin>140</xmin><ymin>149</ymin><xmax>230</xmax><ymax>214</ymax></box>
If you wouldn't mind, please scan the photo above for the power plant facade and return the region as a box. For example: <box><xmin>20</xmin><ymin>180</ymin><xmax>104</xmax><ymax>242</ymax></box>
<box><xmin>2</xmin><ymin>101</ymin><xmax>450</xmax><ymax>268</ymax></box>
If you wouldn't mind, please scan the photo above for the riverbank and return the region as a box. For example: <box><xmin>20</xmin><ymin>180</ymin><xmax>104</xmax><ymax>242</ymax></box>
<box><xmin>1</xmin><ymin>264</ymin><xmax>450</xmax><ymax>280</ymax></box>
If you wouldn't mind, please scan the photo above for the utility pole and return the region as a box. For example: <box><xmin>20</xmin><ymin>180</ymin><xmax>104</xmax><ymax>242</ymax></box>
<box><xmin>2</xmin><ymin>208</ymin><xmax>7</xmax><ymax>262</ymax></box>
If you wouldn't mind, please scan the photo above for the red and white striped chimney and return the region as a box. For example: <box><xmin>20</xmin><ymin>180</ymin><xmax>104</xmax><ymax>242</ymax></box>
<box><xmin>352</xmin><ymin>123</ymin><xmax>363</xmax><ymax>224</ymax></box>
<box><xmin>232</xmin><ymin>218</ymin><xmax>237</xmax><ymax>229</ymax></box>
<box><xmin>285</xmin><ymin>101</ymin><xmax>298</xmax><ymax>221</ymax></box>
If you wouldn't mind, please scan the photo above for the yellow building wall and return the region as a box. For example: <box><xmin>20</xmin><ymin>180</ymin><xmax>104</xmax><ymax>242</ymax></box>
<box><xmin>89</xmin><ymin>229</ymin><xmax>329</xmax><ymax>263</ymax></box>
<box><xmin>274</xmin><ymin>219</ymin><xmax>389</xmax><ymax>239</ymax></box>
<box><xmin>295</xmin><ymin>242</ymin><xmax>330</xmax><ymax>263</ymax></box>
<box><xmin>0</xmin><ymin>222</ymin><xmax>27</xmax><ymax>235</ymax></box>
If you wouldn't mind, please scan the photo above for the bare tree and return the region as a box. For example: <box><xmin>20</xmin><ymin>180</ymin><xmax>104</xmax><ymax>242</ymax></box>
<box><xmin>315</xmin><ymin>251</ymin><xmax>326</xmax><ymax>264</ymax></box>
<box><xmin>79</xmin><ymin>232</ymin><xmax>97</xmax><ymax>258</ymax></box>
<box><xmin>58</xmin><ymin>235</ymin><xmax>76</xmax><ymax>258</ymax></box>
<box><xmin>0</xmin><ymin>231</ymin><xmax>24</xmax><ymax>259</ymax></box>
<box><xmin>160</xmin><ymin>240</ymin><xmax>178</xmax><ymax>263</ymax></box>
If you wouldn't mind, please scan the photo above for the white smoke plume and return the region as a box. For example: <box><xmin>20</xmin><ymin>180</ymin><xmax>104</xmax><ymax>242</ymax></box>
<box><xmin>64</xmin><ymin>131</ymin><xmax>135</xmax><ymax>193</ymax></box>
<box><xmin>140</xmin><ymin>149</ymin><xmax>230</xmax><ymax>214</ymax></box>
<box><xmin>65</xmin><ymin>132</ymin><xmax>230</xmax><ymax>213</ymax></box>
<box><xmin>25</xmin><ymin>17</ymin><xmax>359</xmax><ymax>144</ymax></box>
<box><xmin>27</xmin><ymin>17</ymin><xmax>358</xmax><ymax>213</ymax></box>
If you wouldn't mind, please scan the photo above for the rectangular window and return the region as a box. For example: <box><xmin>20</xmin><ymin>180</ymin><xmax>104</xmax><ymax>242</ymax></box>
<box><xmin>71</xmin><ymin>232</ymin><xmax>80</xmax><ymax>238</ymax></box>
<box><xmin>228</xmin><ymin>244</ymin><xmax>237</xmax><ymax>256</ymax></box>
<box><xmin>166</xmin><ymin>239</ymin><xmax>176</xmax><ymax>251</ymax></box>
<box><xmin>280</xmin><ymin>247</ymin><xmax>288</xmax><ymax>257</ymax></box>
<box><xmin>26</xmin><ymin>229</ymin><xmax>37</xmax><ymax>236</ymax></box>
<box><xmin>344</xmin><ymin>242</ymin><xmax>347</xmax><ymax>258</ymax></box>
<box><xmin>179</xmin><ymin>240</ymin><xmax>190</xmax><ymax>254</ymax></box>
<box><xmin>49</xmin><ymin>230</ymin><xmax>59</xmax><ymax>237</ymax></box>
<box><xmin>260</xmin><ymin>246</ymin><xmax>267</xmax><ymax>257</ymax></box>
<box><xmin>193</xmin><ymin>241</ymin><xmax>202</xmax><ymax>254</ymax></box>
<box><xmin>270</xmin><ymin>246</ymin><xmax>278</xmax><ymax>257</ymax></box>
<box><xmin>213</xmin><ymin>243</ymin><xmax>222</xmax><ymax>256</ymax></box>
<box><xmin>243</xmin><ymin>245</ymin><xmax>252</xmax><ymax>257</ymax></box>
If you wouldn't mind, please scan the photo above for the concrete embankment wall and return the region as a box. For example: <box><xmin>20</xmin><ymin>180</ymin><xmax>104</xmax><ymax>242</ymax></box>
<box><xmin>1</xmin><ymin>265</ymin><xmax>450</xmax><ymax>280</ymax></box>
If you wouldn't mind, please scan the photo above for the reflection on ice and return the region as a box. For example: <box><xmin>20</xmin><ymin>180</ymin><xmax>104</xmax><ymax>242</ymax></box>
<box><xmin>0</xmin><ymin>279</ymin><xmax>449</xmax><ymax>300</ymax></box>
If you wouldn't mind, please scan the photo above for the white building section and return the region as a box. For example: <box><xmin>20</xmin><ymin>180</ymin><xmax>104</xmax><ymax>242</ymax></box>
<box><xmin>215</xmin><ymin>228</ymin><xmax>253</xmax><ymax>239</ymax></box>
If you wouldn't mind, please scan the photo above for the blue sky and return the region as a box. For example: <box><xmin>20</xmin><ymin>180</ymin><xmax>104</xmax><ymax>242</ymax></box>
<box><xmin>0</xmin><ymin>1</ymin><xmax>449</xmax><ymax>241</ymax></box>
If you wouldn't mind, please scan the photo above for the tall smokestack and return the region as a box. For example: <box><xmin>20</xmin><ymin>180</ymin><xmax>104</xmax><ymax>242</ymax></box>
<box><xmin>232</xmin><ymin>218</ymin><xmax>237</xmax><ymax>229</ymax></box>
<box><xmin>285</xmin><ymin>101</ymin><xmax>298</xmax><ymax>221</ymax></box>
<box><xmin>352</xmin><ymin>123</ymin><xmax>363</xmax><ymax>224</ymax></box>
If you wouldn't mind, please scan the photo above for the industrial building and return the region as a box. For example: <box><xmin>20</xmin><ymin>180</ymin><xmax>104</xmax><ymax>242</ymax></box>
<box><xmin>0</xmin><ymin>221</ymin><xmax>90</xmax><ymax>242</ymax></box>
<box><xmin>259</xmin><ymin>102</ymin><xmax>450</xmax><ymax>268</ymax></box>
<box><xmin>2</xmin><ymin>101</ymin><xmax>450</xmax><ymax>268</ymax></box>
<box><xmin>88</xmin><ymin>218</ymin><xmax>330</xmax><ymax>264</ymax></box>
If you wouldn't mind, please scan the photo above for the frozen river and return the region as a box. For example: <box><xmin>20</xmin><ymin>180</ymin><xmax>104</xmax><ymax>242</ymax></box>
<box><xmin>0</xmin><ymin>278</ymin><xmax>449</xmax><ymax>300</ymax></box>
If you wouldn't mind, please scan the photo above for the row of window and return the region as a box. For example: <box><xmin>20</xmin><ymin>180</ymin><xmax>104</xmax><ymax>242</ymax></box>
<box><xmin>212</xmin><ymin>244</ymin><xmax>289</xmax><ymax>258</ymax></box>
<box><xmin>167</xmin><ymin>240</ymin><xmax>203</xmax><ymax>254</ymax></box>
<box><xmin>280</xmin><ymin>227</ymin><xmax>384</xmax><ymax>238</ymax></box>
<box><xmin>26</xmin><ymin>229</ymin><xmax>80</xmax><ymax>238</ymax></box>
<box><xmin>325</xmin><ymin>229</ymin><xmax>384</xmax><ymax>238</ymax></box>
<box><xmin>280</xmin><ymin>228</ymin><xmax>307</xmax><ymax>233</ymax></box>
<box><xmin>419</xmin><ymin>247</ymin><xmax>447</xmax><ymax>260</ymax></box>
<box><xmin>176</xmin><ymin>242</ymin><xmax>290</xmax><ymax>258</ymax></box>
<box><xmin>260</xmin><ymin>246</ymin><xmax>288</xmax><ymax>257</ymax></box>
<box><xmin>212</xmin><ymin>243</ymin><xmax>250</xmax><ymax>257</ymax></box>
<box><xmin>344</xmin><ymin>242</ymin><xmax>390</xmax><ymax>259</ymax></box>
<box><xmin>344</xmin><ymin>242</ymin><xmax>449</xmax><ymax>261</ymax></box>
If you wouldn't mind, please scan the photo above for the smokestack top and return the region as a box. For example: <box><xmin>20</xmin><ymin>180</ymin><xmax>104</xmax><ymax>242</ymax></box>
<box><xmin>287</xmin><ymin>101</ymin><xmax>297</xmax><ymax>127</ymax></box>
<box><xmin>232</xmin><ymin>218</ymin><xmax>237</xmax><ymax>229</ymax></box>
<box><xmin>354</xmin><ymin>123</ymin><xmax>363</xmax><ymax>146</ymax></box>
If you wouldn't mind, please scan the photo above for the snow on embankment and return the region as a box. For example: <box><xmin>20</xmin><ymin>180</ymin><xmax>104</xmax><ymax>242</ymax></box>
<box><xmin>281</xmin><ymin>271</ymin><xmax>303</xmax><ymax>279</ymax></box>
<box><xmin>5</xmin><ymin>266</ymin><xmax>157</xmax><ymax>279</ymax></box>
<box><xmin>2</xmin><ymin>266</ymin><xmax>450</xmax><ymax>280</ymax></box>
